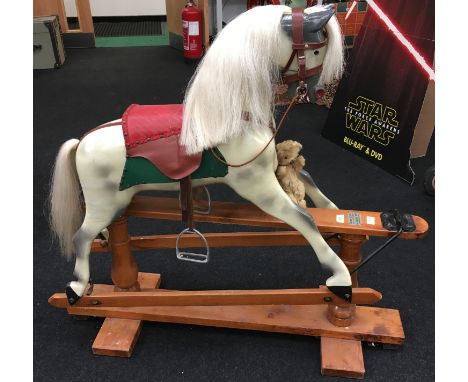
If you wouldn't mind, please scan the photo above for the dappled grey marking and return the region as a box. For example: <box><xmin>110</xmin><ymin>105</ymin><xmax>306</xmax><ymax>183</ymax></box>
<box><xmin>289</xmin><ymin>202</ymin><xmax>319</xmax><ymax>231</ymax></box>
<box><xmin>72</xmin><ymin>229</ymin><xmax>95</xmax><ymax>255</ymax></box>
<box><xmin>259</xmin><ymin>196</ymin><xmax>276</xmax><ymax>207</ymax></box>
<box><xmin>235</xmin><ymin>169</ymin><xmax>254</xmax><ymax>181</ymax></box>
<box><xmin>97</xmin><ymin>165</ymin><xmax>112</xmax><ymax>178</ymax></box>
<box><xmin>299</xmin><ymin>169</ymin><xmax>318</xmax><ymax>187</ymax></box>
<box><xmin>257</xmin><ymin>154</ymin><xmax>273</xmax><ymax>169</ymax></box>
<box><xmin>104</xmin><ymin>179</ymin><xmax>120</xmax><ymax>191</ymax></box>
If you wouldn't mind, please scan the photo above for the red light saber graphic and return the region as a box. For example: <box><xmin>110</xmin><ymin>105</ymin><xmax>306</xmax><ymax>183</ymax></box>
<box><xmin>344</xmin><ymin>0</ymin><xmax>435</xmax><ymax>80</ymax></box>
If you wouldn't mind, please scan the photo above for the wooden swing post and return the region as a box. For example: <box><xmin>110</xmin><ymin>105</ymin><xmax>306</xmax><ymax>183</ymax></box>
<box><xmin>108</xmin><ymin>216</ymin><xmax>140</xmax><ymax>292</ymax></box>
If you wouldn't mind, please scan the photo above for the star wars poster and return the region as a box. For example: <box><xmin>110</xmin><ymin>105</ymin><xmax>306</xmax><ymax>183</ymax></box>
<box><xmin>322</xmin><ymin>0</ymin><xmax>434</xmax><ymax>183</ymax></box>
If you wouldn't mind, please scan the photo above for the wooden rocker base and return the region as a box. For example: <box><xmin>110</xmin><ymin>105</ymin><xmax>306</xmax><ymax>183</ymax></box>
<box><xmin>49</xmin><ymin>197</ymin><xmax>426</xmax><ymax>378</ymax></box>
<box><xmin>51</xmin><ymin>272</ymin><xmax>404</xmax><ymax>377</ymax></box>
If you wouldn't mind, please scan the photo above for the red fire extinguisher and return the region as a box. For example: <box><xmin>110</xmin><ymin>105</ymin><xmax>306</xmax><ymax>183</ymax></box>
<box><xmin>182</xmin><ymin>1</ymin><xmax>203</xmax><ymax>61</ymax></box>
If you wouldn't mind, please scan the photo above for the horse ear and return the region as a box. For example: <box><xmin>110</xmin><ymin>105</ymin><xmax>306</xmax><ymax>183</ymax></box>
<box><xmin>280</xmin><ymin>13</ymin><xmax>293</xmax><ymax>36</ymax></box>
<box><xmin>280</xmin><ymin>5</ymin><xmax>335</xmax><ymax>39</ymax></box>
<box><xmin>304</xmin><ymin>5</ymin><xmax>335</xmax><ymax>33</ymax></box>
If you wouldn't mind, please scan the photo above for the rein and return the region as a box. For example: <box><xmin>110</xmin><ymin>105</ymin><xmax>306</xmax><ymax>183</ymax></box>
<box><xmin>209</xmin><ymin>95</ymin><xmax>299</xmax><ymax>168</ymax></box>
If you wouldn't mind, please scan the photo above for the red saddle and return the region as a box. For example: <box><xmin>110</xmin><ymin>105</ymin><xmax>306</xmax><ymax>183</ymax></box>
<box><xmin>122</xmin><ymin>104</ymin><xmax>202</xmax><ymax>180</ymax></box>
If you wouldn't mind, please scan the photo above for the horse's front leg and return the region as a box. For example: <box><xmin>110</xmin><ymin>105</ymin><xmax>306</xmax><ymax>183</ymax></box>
<box><xmin>226</xmin><ymin>166</ymin><xmax>352</xmax><ymax>301</ymax></box>
<box><xmin>298</xmin><ymin>169</ymin><xmax>338</xmax><ymax>209</ymax></box>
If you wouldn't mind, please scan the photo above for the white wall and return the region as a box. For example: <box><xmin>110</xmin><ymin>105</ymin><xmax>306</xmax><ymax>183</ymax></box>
<box><xmin>64</xmin><ymin>0</ymin><xmax>167</xmax><ymax>17</ymax></box>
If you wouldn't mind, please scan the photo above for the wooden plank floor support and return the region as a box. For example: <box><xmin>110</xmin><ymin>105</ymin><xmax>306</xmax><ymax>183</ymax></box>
<box><xmin>321</xmin><ymin>337</ymin><xmax>365</xmax><ymax>379</ymax></box>
<box><xmin>91</xmin><ymin>272</ymin><xmax>161</xmax><ymax>357</ymax></box>
<box><xmin>84</xmin><ymin>303</ymin><xmax>401</xmax><ymax>344</ymax></box>
<box><xmin>55</xmin><ymin>279</ymin><xmax>404</xmax><ymax>345</ymax></box>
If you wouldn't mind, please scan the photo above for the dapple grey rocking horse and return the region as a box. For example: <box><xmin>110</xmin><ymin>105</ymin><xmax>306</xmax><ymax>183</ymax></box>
<box><xmin>49</xmin><ymin>5</ymin><xmax>352</xmax><ymax>304</ymax></box>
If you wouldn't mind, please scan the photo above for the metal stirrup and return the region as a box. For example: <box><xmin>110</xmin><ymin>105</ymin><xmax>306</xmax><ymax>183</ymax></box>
<box><xmin>194</xmin><ymin>186</ymin><xmax>211</xmax><ymax>215</ymax></box>
<box><xmin>176</xmin><ymin>228</ymin><xmax>210</xmax><ymax>263</ymax></box>
<box><xmin>177</xmin><ymin>178</ymin><xmax>210</xmax><ymax>263</ymax></box>
<box><xmin>178</xmin><ymin>186</ymin><xmax>211</xmax><ymax>215</ymax></box>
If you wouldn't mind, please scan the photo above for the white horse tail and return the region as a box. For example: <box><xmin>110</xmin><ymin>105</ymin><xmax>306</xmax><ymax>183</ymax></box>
<box><xmin>49</xmin><ymin>139</ymin><xmax>82</xmax><ymax>259</ymax></box>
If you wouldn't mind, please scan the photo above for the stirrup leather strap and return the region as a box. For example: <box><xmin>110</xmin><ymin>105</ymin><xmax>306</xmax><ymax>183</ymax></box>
<box><xmin>180</xmin><ymin>176</ymin><xmax>194</xmax><ymax>229</ymax></box>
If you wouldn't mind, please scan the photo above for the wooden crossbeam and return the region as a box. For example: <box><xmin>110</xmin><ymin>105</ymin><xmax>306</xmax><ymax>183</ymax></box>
<box><xmin>126</xmin><ymin>196</ymin><xmax>428</xmax><ymax>239</ymax></box>
<box><xmin>55</xmin><ymin>301</ymin><xmax>405</xmax><ymax>345</ymax></box>
<box><xmin>91</xmin><ymin>231</ymin><xmax>341</xmax><ymax>253</ymax></box>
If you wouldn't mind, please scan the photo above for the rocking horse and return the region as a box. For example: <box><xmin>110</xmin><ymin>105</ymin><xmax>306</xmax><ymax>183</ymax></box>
<box><xmin>48</xmin><ymin>5</ymin><xmax>429</xmax><ymax>378</ymax></box>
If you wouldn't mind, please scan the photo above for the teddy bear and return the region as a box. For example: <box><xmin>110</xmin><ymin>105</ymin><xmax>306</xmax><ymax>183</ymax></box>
<box><xmin>275</xmin><ymin>140</ymin><xmax>307</xmax><ymax>209</ymax></box>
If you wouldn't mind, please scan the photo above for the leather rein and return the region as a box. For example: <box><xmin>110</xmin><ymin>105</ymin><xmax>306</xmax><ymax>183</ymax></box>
<box><xmin>210</xmin><ymin>8</ymin><xmax>326</xmax><ymax>168</ymax></box>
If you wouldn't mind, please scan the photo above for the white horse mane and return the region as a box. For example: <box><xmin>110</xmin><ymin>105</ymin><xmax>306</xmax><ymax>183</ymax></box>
<box><xmin>315</xmin><ymin>7</ymin><xmax>344</xmax><ymax>85</ymax></box>
<box><xmin>181</xmin><ymin>5</ymin><xmax>343</xmax><ymax>154</ymax></box>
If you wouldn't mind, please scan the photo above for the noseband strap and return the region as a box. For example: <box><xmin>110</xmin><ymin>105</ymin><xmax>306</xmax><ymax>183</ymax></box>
<box><xmin>281</xmin><ymin>8</ymin><xmax>327</xmax><ymax>85</ymax></box>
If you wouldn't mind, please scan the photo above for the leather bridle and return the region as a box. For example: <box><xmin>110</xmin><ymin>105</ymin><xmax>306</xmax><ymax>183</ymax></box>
<box><xmin>281</xmin><ymin>8</ymin><xmax>328</xmax><ymax>103</ymax></box>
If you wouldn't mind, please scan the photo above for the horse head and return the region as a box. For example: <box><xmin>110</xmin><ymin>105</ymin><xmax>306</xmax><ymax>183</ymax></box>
<box><xmin>182</xmin><ymin>4</ymin><xmax>344</xmax><ymax>154</ymax></box>
<box><xmin>279</xmin><ymin>5</ymin><xmax>343</xmax><ymax>100</ymax></box>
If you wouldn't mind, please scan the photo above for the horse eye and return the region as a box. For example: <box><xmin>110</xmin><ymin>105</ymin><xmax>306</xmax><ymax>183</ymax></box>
<box><xmin>314</xmin><ymin>50</ymin><xmax>319</xmax><ymax>56</ymax></box>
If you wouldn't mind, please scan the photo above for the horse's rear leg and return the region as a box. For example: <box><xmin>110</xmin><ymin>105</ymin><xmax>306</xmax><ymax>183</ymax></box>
<box><xmin>299</xmin><ymin>169</ymin><xmax>338</xmax><ymax>209</ymax></box>
<box><xmin>227</xmin><ymin>170</ymin><xmax>351</xmax><ymax>301</ymax></box>
<box><xmin>66</xmin><ymin>204</ymin><xmax>122</xmax><ymax>304</ymax></box>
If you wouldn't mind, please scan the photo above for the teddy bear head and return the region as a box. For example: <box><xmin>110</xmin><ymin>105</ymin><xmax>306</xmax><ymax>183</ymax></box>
<box><xmin>276</xmin><ymin>140</ymin><xmax>303</xmax><ymax>166</ymax></box>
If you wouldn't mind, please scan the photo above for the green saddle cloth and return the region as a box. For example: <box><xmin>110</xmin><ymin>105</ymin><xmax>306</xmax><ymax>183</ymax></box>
<box><xmin>119</xmin><ymin>148</ymin><xmax>228</xmax><ymax>190</ymax></box>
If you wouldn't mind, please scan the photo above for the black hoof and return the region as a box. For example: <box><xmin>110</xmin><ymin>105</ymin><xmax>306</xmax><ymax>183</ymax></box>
<box><xmin>65</xmin><ymin>283</ymin><xmax>80</xmax><ymax>305</ymax></box>
<box><xmin>327</xmin><ymin>285</ymin><xmax>352</xmax><ymax>302</ymax></box>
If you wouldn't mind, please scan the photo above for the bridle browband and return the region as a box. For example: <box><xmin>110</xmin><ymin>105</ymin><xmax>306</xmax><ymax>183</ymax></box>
<box><xmin>281</xmin><ymin>8</ymin><xmax>328</xmax><ymax>102</ymax></box>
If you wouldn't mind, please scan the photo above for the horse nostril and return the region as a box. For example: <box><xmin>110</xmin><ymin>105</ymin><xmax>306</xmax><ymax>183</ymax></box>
<box><xmin>314</xmin><ymin>50</ymin><xmax>319</xmax><ymax>56</ymax></box>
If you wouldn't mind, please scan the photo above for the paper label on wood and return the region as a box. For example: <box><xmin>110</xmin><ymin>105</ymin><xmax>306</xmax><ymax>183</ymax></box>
<box><xmin>347</xmin><ymin>212</ymin><xmax>362</xmax><ymax>226</ymax></box>
<box><xmin>366</xmin><ymin>216</ymin><xmax>375</xmax><ymax>225</ymax></box>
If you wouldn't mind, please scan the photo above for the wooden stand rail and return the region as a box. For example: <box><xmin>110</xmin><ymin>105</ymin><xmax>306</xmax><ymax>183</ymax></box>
<box><xmin>50</xmin><ymin>196</ymin><xmax>428</xmax><ymax>378</ymax></box>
